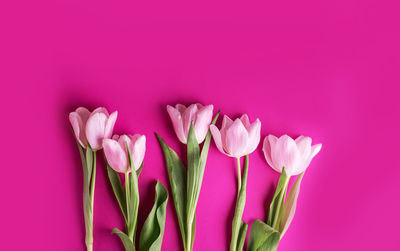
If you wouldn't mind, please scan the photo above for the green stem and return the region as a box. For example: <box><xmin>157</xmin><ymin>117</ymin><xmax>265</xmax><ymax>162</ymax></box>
<box><xmin>85</xmin><ymin>149</ymin><xmax>96</xmax><ymax>251</ymax></box>
<box><xmin>125</xmin><ymin>172</ymin><xmax>134</xmax><ymax>241</ymax></box>
<box><xmin>271</xmin><ymin>174</ymin><xmax>290</xmax><ymax>230</ymax></box>
<box><xmin>230</xmin><ymin>155</ymin><xmax>249</xmax><ymax>251</ymax></box>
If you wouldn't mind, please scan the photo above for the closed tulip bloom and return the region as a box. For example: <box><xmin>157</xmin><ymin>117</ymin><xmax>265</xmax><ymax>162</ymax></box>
<box><xmin>69</xmin><ymin>107</ymin><xmax>91</xmax><ymax>148</ymax></box>
<box><xmin>167</xmin><ymin>103</ymin><xmax>214</xmax><ymax>144</ymax></box>
<box><xmin>103</xmin><ymin>134</ymin><xmax>146</xmax><ymax>173</ymax></box>
<box><xmin>210</xmin><ymin>114</ymin><xmax>261</xmax><ymax>158</ymax></box>
<box><xmin>263</xmin><ymin>135</ymin><xmax>322</xmax><ymax>176</ymax></box>
<box><xmin>85</xmin><ymin>107</ymin><xmax>118</xmax><ymax>151</ymax></box>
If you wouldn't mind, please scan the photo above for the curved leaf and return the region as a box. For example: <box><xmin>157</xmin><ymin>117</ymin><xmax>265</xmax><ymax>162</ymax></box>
<box><xmin>247</xmin><ymin>220</ymin><xmax>280</xmax><ymax>251</ymax></box>
<box><xmin>155</xmin><ymin>133</ymin><xmax>187</xmax><ymax>249</ymax></box>
<box><xmin>280</xmin><ymin>172</ymin><xmax>304</xmax><ymax>237</ymax></box>
<box><xmin>106</xmin><ymin>163</ymin><xmax>127</xmax><ymax>221</ymax></box>
<box><xmin>112</xmin><ymin>228</ymin><xmax>135</xmax><ymax>251</ymax></box>
<box><xmin>139</xmin><ymin>181</ymin><xmax>169</xmax><ymax>251</ymax></box>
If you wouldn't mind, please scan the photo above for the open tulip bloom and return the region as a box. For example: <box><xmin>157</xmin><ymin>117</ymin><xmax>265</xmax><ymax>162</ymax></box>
<box><xmin>103</xmin><ymin>134</ymin><xmax>169</xmax><ymax>251</ymax></box>
<box><xmin>156</xmin><ymin>103</ymin><xmax>219</xmax><ymax>251</ymax></box>
<box><xmin>210</xmin><ymin>114</ymin><xmax>261</xmax><ymax>251</ymax></box>
<box><xmin>69</xmin><ymin>107</ymin><xmax>117</xmax><ymax>251</ymax></box>
<box><xmin>247</xmin><ymin>134</ymin><xmax>322</xmax><ymax>251</ymax></box>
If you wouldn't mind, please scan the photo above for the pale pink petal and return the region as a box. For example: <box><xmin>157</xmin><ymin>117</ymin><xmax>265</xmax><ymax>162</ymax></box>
<box><xmin>294</xmin><ymin>136</ymin><xmax>312</xmax><ymax>174</ymax></box>
<box><xmin>263</xmin><ymin>135</ymin><xmax>279</xmax><ymax>172</ymax></box>
<box><xmin>112</xmin><ymin>134</ymin><xmax>120</xmax><ymax>140</ymax></box>
<box><xmin>104</xmin><ymin>111</ymin><xmax>118</xmax><ymax>139</ymax></box>
<box><xmin>182</xmin><ymin>104</ymin><xmax>198</xmax><ymax>137</ymax></box>
<box><xmin>167</xmin><ymin>105</ymin><xmax>186</xmax><ymax>144</ymax></box>
<box><xmin>103</xmin><ymin>139</ymin><xmax>128</xmax><ymax>173</ymax></box>
<box><xmin>69</xmin><ymin>112</ymin><xmax>87</xmax><ymax>148</ymax></box>
<box><xmin>280</xmin><ymin>172</ymin><xmax>304</xmax><ymax>237</ymax></box>
<box><xmin>175</xmin><ymin>104</ymin><xmax>187</xmax><ymax>114</ymax></box>
<box><xmin>271</xmin><ymin>135</ymin><xmax>300</xmax><ymax>176</ymax></box>
<box><xmin>221</xmin><ymin>115</ymin><xmax>233</xmax><ymax>130</ymax></box>
<box><xmin>210</xmin><ymin>125</ymin><xmax>229</xmax><ymax>156</ymax></box>
<box><xmin>224</xmin><ymin>119</ymin><xmax>249</xmax><ymax>158</ymax></box>
<box><xmin>130</xmin><ymin>135</ymin><xmax>146</xmax><ymax>170</ymax></box>
<box><xmin>92</xmin><ymin>107</ymin><xmax>109</xmax><ymax>116</ymax></box>
<box><xmin>295</xmin><ymin>136</ymin><xmax>312</xmax><ymax>157</ymax></box>
<box><xmin>245</xmin><ymin>118</ymin><xmax>261</xmax><ymax>155</ymax></box>
<box><xmin>240</xmin><ymin>114</ymin><xmax>251</xmax><ymax>129</ymax></box>
<box><xmin>310</xmin><ymin>144</ymin><xmax>322</xmax><ymax>158</ymax></box>
<box><xmin>85</xmin><ymin>112</ymin><xmax>108</xmax><ymax>150</ymax></box>
<box><xmin>194</xmin><ymin>104</ymin><xmax>213</xmax><ymax>143</ymax></box>
<box><xmin>76</xmin><ymin>107</ymin><xmax>90</xmax><ymax>124</ymax></box>
<box><xmin>118</xmin><ymin>134</ymin><xmax>132</xmax><ymax>151</ymax></box>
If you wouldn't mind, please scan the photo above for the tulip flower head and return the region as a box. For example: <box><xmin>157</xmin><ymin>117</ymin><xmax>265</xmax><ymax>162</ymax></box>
<box><xmin>69</xmin><ymin>107</ymin><xmax>118</xmax><ymax>150</ymax></box>
<box><xmin>167</xmin><ymin>103</ymin><xmax>214</xmax><ymax>144</ymax></box>
<box><xmin>263</xmin><ymin>135</ymin><xmax>322</xmax><ymax>176</ymax></box>
<box><xmin>210</xmin><ymin>114</ymin><xmax>261</xmax><ymax>158</ymax></box>
<box><xmin>103</xmin><ymin>134</ymin><xmax>146</xmax><ymax>173</ymax></box>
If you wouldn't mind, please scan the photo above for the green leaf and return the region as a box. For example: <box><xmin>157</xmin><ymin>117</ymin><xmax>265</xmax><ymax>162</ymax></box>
<box><xmin>280</xmin><ymin>172</ymin><xmax>305</xmax><ymax>237</ymax></box>
<box><xmin>106</xmin><ymin>162</ymin><xmax>127</xmax><ymax>221</ymax></box>
<box><xmin>112</xmin><ymin>228</ymin><xmax>135</xmax><ymax>251</ymax></box>
<box><xmin>267</xmin><ymin>168</ymin><xmax>290</xmax><ymax>230</ymax></box>
<box><xmin>186</xmin><ymin>122</ymin><xmax>200</xmax><ymax>230</ymax></box>
<box><xmin>139</xmin><ymin>181</ymin><xmax>169</xmax><ymax>251</ymax></box>
<box><xmin>247</xmin><ymin>220</ymin><xmax>280</xmax><ymax>251</ymax></box>
<box><xmin>136</xmin><ymin>162</ymin><xmax>144</xmax><ymax>178</ymax></box>
<box><xmin>127</xmin><ymin>144</ymin><xmax>140</xmax><ymax>242</ymax></box>
<box><xmin>155</xmin><ymin>133</ymin><xmax>187</xmax><ymax>249</ymax></box>
<box><xmin>237</xmin><ymin>221</ymin><xmax>248</xmax><ymax>251</ymax></box>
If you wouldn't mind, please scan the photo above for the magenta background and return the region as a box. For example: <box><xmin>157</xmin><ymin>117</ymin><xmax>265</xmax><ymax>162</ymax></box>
<box><xmin>1</xmin><ymin>0</ymin><xmax>400</xmax><ymax>250</ymax></box>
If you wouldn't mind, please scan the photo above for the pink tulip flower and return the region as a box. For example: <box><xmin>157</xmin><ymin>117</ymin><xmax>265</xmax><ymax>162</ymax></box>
<box><xmin>166</xmin><ymin>103</ymin><xmax>214</xmax><ymax>144</ymax></box>
<box><xmin>103</xmin><ymin>134</ymin><xmax>146</xmax><ymax>173</ymax></box>
<box><xmin>210</xmin><ymin>114</ymin><xmax>261</xmax><ymax>158</ymax></box>
<box><xmin>263</xmin><ymin>135</ymin><xmax>322</xmax><ymax>176</ymax></box>
<box><xmin>69</xmin><ymin>107</ymin><xmax>118</xmax><ymax>150</ymax></box>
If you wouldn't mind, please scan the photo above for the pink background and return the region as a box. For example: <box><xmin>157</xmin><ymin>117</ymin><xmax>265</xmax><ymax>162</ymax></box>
<box><xmin>1</xmin><ymin>0</ymin><xmax>399</xmax><ymax>250</ymax></box>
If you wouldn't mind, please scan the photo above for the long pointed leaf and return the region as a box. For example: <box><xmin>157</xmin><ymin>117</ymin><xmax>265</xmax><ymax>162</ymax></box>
<box><xmin>139</xmin><ymin>181</ymin><xmax>169</xmax><ymax>251</ymax></box>
<box><xmin>267</xmin><ymin>168</ymin><xmax>290</xmax><ymax>229</ymax></box>
<box><xmin>106</xmin><ymin>163</ymin><xmax>127</xmax><ymax>221</ymax></box>
<box><xmin>280</xmin><ymin>172</ymin><xmax>304</xmax><ymax>237</ymax></box>
<box><xmin>155</xmin><ymin>133</ymin><xmax>187</xmax><ymax>249</ymax></box>
<box><xmin>112</xmin><ymin>228</ymin><xmax>135</xmax><ymax>251</ymax></box>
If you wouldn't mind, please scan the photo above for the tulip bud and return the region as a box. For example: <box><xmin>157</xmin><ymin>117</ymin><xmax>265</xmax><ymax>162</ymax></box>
<box><xmin>103</xmin><ymin>134</ymin><xmax>146</xmax><ymax>173</ymax></box>
<box><xmin>262</xmin><ymin>135</ymin><xmax>322</xmax><ymax>176</ymax></box>
<box><xmin>210</xmin><ymin>114</ymin><xmax>261</xmax><ymax>158</ymax></box>
<box><xmin>167</xmin><ymin>103</ymin><xmax>214</xmax><ymax>144</ymax></box>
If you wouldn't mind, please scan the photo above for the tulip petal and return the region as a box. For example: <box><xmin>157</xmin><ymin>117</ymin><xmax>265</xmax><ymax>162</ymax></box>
<box><xmin>221</xmin><ymin>115</ymin><xmax>233</xmax><ymax>130</ymax></box>
<box><xmin>105</xmin><ymin>111</ymin><xmax>118</xmax><ymax>140</ymax></box>
<box><xmin>103</xmin><ymin>139</ymin><xmax>128</xmax><ymax>173</ymax></box>
<box><xmin>167</xmin><ymin>105</ymin><xmax>187</xmax><ymax>144</ymax></box>
<box><xmin>182</xmin><ymin>104</ymin><xmax>198</xmax><ymax>137</ymax></box>
<box><xmin>175</xmin><ymin>104</ymin><xmax>186</xmax><ymax>114</ymax></box>
<box><xmin>240</xmin><ymin>114</ymin><xmax>251</xmax><ymax>129</ymax></box>
<box><xmin>210</xmin><ymin>125</ymin><xmax>228</xmax><ymax>156</ymax></box>
<box><xmin>263</xmin><ymin>135</ymin><xmax>279</xmax><ymax>172</ymax></box>
<box><xmin>271</xmin><ymin>135</ymin><xmax>300</xmax><ymax>176</ymax></box>
<box><xmin>86</xmin><ymin>111</ymin><xmax>109</xmax><ymax>150</ymax></box>
<box><xmin>194</xmin><ymin>104</ymin><xmax>213</xmax><ymax>143</ymax></box>
<box><xmin>310</xmin><ymin>144</ymin><xmax>322</xmax><ymax>158</ymax></box>
<box><xmin>92</xmin><ymin>107</ymin><xmax>109</xmax><ymax>116</ymax></box>
<box><xmin>224</xmin><ymin>119</ymin><xmax>249</xmax><ymax>158</ymax></box>
<box><xmin>69</xmin><ymin>112</ymin><xmax>87</xmax><ymax>148</ymax></box>
<box><xmin>76</xmin><ymin>107</ymin><xmax>91</xmax><ymax>123</ymax></box>
<box><xmin>130</xmin><ymin>134</ymin><xmax>146</xmax><ymax>170</ymax></box>
<box><xmin>245</xmin><ymin>118</ymin><xmax>261</xmax><ymax>155</ymax></box>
